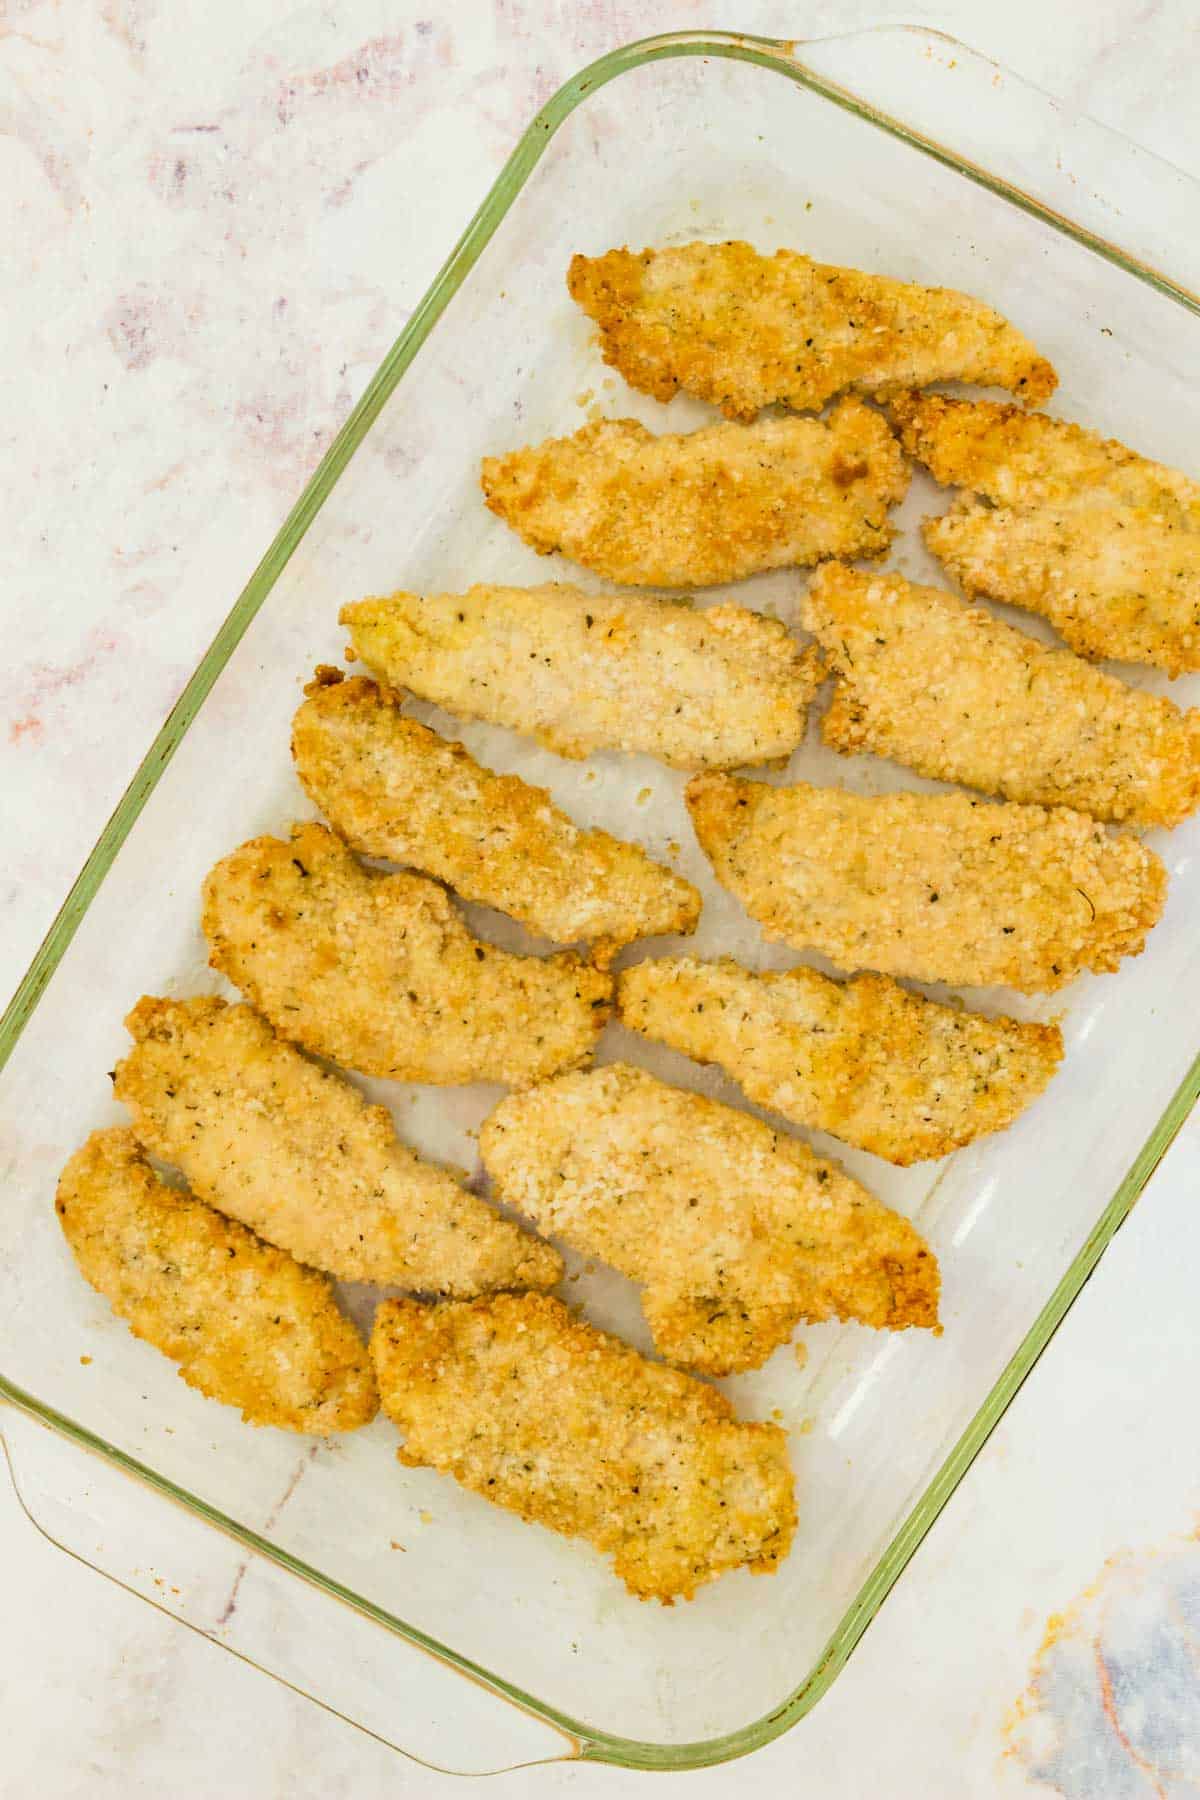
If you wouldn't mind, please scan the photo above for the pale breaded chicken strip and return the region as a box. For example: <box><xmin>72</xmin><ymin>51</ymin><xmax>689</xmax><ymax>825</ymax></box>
<box><xmin>617</xmin><ymin>958</ymin><xmax>1062</xmax><ymax>1166</ymax></box>
<box><xmin>891</xmin><ymin>393</ymin><xmax>1200</xmax><ymax>675</ymax></box>
<box><xmin>341</xmin><ymin>583</ymin><xmax>823</xmax><ymax>770</ymax></box>
<box><xmin>291</xmin><ymin>669</ymin><xmax>700</xmax><ymax>957</ymax></box>
<box><xmin>687</xmin><ymin>776</ymin><xmax>1166</xmax><ymax>994</ymax></box>
<box><xmin>56</xmin><ymin>1128</ymin><xmax>378</xmax><ymax>1433</ymax></box>
<box><xmin>479</xmin><ymin>401</ymin><xmax>908</xmax><ymax>587</ymax></box>
<box><xmin>114</xmin><ymin>997</ymin><xmax>561</xmax><ymax>1293</ymax></box>
<box><xmin>481</xmin><ymin>1065</ymin><xmax>939</xmax><ymax>1377</ymax></box>
<box><xmin>567</xmin><ymin>240</ymin><xmax>1056</xmax><ymax>421</ymax></box>
<box><xmin>805</xmin><ymin>564</ymin><xmax>1200</xmax><ymax>828</ymax></box>
<box><xmin>201</xmin><ymin>823</ymin><xmax>611</xmax><ymax>1087</ymax></box>
<box><xmin>370</xmin><ymin>1291</ymin><xmax>796</xmax><ymax>1602</ymax></box>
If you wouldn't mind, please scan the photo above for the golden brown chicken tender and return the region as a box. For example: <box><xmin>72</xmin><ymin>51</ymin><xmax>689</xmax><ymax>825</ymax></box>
<box><xmin>479</xmin><ymin>401</ymin><xmax>908</xmax><ymax>587</ymax></box>
<box><xmin>201</xmin><ymin>823</ymin><xmax>611</xmax><ymax>1086</ymax></box>
<box><xmin>617</xmin><ymin>958</ymin><xmax>1062</xmax><ymax>1166</ymax></box>
<box><xmin>114</xmin><ymin>997</ymin><xmax>561</xmax><ymax>1293</ymax></box>
<box><xmin>291</xmin><ymin>669</ymin><xmax>700</xmax><ymax>957</ymax></box>
<box><xmin>341</xmin><ymin>584</ymin><xmax>822</xmax><ymax>769</ymax></box>
<box><xmin>804</xmin><ymin>564</ymin><xmax>1200</xmax><ymax>828</ymax></box>
<box><xmin>370</xmin><ymin>1291</ymin><xmax>796</xmax><ymax>1602</ymax></box>
<box><xmin>687</xmin><ymin>776</ymin><xmax>1166</xmax><ymax>994</ymax></box>
<box><xmin>891</xmin><ymin>393</ymin><xmax>1200</xmax><ymax>675</ymax></box>
<box><xmin>481</xmin><ymin>1064</ymin><xmax>939</xmax><ymax>1377</ymax></box>
<box><xmin>567</xmin><ymin>240</ymin><xmax>1057</xmax><ymax>420</ymax></box>
<box><xmin>56</xmin><ymin>1128</ymin><xmax>378</xmax><ymax>1433</ymax></box>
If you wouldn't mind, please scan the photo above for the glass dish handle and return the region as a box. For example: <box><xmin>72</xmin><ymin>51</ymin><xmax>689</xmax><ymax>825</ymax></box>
<box><xmin>778</xmin><ymin>24</ymin><xmax>1200</xmax><ymax>305</ymax></box>
<box><xmin>0</xmin><ymin>1405</ymin><xmax>579</xmax><ymax>1777</ymax></box>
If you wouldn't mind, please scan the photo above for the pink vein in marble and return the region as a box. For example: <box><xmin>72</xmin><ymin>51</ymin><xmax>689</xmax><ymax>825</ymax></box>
<box><xmin>5</xmin><ymin>629</ymin><xmax>124</xmax><ymax>748</ymax></box>
<box><xmin>1007</xmin><ymin>1535</ymin><xmax>1200</xmax><ymax>1796</ymax></box>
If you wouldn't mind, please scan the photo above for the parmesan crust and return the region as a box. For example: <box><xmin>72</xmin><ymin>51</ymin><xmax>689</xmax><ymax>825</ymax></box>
<box><xmin>114</xmin><ymin>996</ymin><xmax>562</xmax><ymax>1293</ymax></box>
<box><xmin>617</xmin><ymin>957</ymin><xmax>1062</xmax><ymax>1166</ymax></box>
<box><xmin>805</xmin><ymin>563</ymin><xmax>1200</xmax><ymax>828</ymax></box>
<box><xmin>481</xmin><ymin>1064</ymin><xmax>939</xmax><ymax>1376</ymax></box>
<box><xmin>891</xmin><ymin>393</ymin><xmax>1200</xmax><ymax>675</ymax></box>
<box><xmin>479</xmin><ymin>402</ymin><xmax>908</xmax><ymax>587</ymax></box>
<box><xmin>370</xmin><ymin>1291</ymin><xmax>797</xmax><ymax>1602</ymax></box>
<box><xmin>291</xmin><ymin>670</ymin><xmax>700</xmax><ymax>956</ymax></box>
<box><xmin>687</xmin><ymin>776</ymin><xmax>1167</xmax><ymax>994</ymax></box>
<box><xmin>341</xmin><ymin>583</ymin><xmax>822</xmax><ymax>769</ymax></box>
<box><xmin>567</xmin><ymin>240</ymin><xmax>1057</xmax><ymax>421</ymax></box>
<box><xmin>201</xmin><ymin>823</ymin><xmax>611</xmax><ymax>1087</ymax></box>
<box><xmin>56</xmin><ymin>1128</ymin><xmax>378</xmax><ymax>1433</ymax></box>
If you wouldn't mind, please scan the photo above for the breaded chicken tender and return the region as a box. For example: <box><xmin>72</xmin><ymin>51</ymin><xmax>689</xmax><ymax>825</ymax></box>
<box><xmin>567</xmin><ymin>240</ymin><xmax>1057</xmax><ymax>421</ymax></box>
<box><xmin>617</xmin><ymin>958</ymin><xmax>1062</xmax><ymax>1166</ymax></box>
<box><xmin>291</xmin><ymin>669</ymin><xmax>700</xmax><ymax>956</ymax></box>
<box><xmin>201</xmin><ymin>823</ymin><xmax>611</xmax><ymax>1086</ymax></box>
<box><xmin>56</xmin><ymin>1128</ymin><xmax>378</xmax><ymax>1432</ymax></box>
<box><xmin>370</xmin><ymin>1291</ymin><xmax>796</xmax><ymax>1601</ymax></box>
<box><xmin>481</xmin><ymin>1065</ymin><xmax>939</xmax><ymax>1376</ymax></box>
<box><xmin>114</xmin><ymin>997</ymin><xmax>561</xmax><ymax>1293</ymax></box>
<box><xmin>891</xmin><ymin>393</ymin><xmax>1200</xmax><ymax>674</ymax></box>
<box><xmin>479</xmin><ymin>401</ymin><xmax>908</xmax><ymax>587</ymax></box>
<box><xmin>687</xmin><ymin>776</ymin><xmax>1166</xmax><ymax>994</ymax></box>
<box><xmin>341</xmin><ymin>584</ymin><xmax>822</xmax><ymax>770</ymax></box>
<box><xmin>804</xmin><ymin>564</ymin><xmax>1200</xmax><ymax>828</ymax></box>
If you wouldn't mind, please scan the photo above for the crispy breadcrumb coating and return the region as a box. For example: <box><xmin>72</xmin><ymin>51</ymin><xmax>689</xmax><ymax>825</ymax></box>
<box><xmin>341</xmin><ymin>584</ymin><xmax>822</xmax><ymax>769</ymax></box>
<box><xmin>114</xmin><ymin>996</ymin><xmax>561</xmax><ymax>1293</ymax></box>
<box><xmin>291</xmin><ymin>670</ymin><xmax>700</xmax><ymax>956</ymax></box>
<box><xmin>687</xmin><ymin>776</ymin><xmax>1166</xmax><ymax>994</ymax></box>
<box><xmin>479</xmin><ymin>401</ymin><xmax>908</xmax><ymax>586</ymax></box>
<box><xmin>567</xmin><ymin>240</ymin><xmax>1056</xmax><ymax>420</ymax></box>
<box><xmin>56</xmin><ymin>1128</ymin><xmax>378</xmax><ymax>1432</ymax></box>
<box><xmin>370</xmin><ymin>1291</ymin><xmax>796</xmax><ymax>1602</ymax></box>
<box><xmin>201</xmin><ymin>823</ymin><xmax>611</xmax><ymax>1086</ymax></box>
<box><xmin>891</xmin><ymin>393</ymin><xmax>1200</xmax><ymax>675</ymax></box>
<box><xmin>481</xmin><ymin>1064</ymin><xmax>939</xmax><ymax>1376</ymax></box>
<box><xmin>804</xmin><ymin>563</ymin><xmax>1200</xmax><ymax>828</ymax></box>
<box><xmin>617</xmin><ymin>957</ymin><xmax>1062</xmax><ymax>1166</ymax></box>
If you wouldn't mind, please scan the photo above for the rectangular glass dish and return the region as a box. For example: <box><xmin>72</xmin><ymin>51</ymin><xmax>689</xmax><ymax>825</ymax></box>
<box><xmin>2</xmin><ymin>28</ymin><xmax>1199</xmax><ymax>1773</ymax></box>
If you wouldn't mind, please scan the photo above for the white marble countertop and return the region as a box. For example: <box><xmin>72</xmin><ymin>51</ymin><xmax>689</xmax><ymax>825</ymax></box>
<box><xmin>4</xmin><ymin>2</ymin><xmax>1200</xmax><ymax>1793</ymax></box>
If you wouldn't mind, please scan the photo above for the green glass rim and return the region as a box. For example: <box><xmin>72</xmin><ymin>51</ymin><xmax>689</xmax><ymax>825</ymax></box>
<box><xmin>2</xmin><ymin>27</ymin><xmax>1197</xmax><ymax>1773</ymax></box>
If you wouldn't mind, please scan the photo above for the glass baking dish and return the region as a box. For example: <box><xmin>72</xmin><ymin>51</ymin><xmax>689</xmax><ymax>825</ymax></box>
<box><xmin>3</xmin><ymin>27</ymin><xmax>1199</xmax><ymax>1774</ymax></box>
